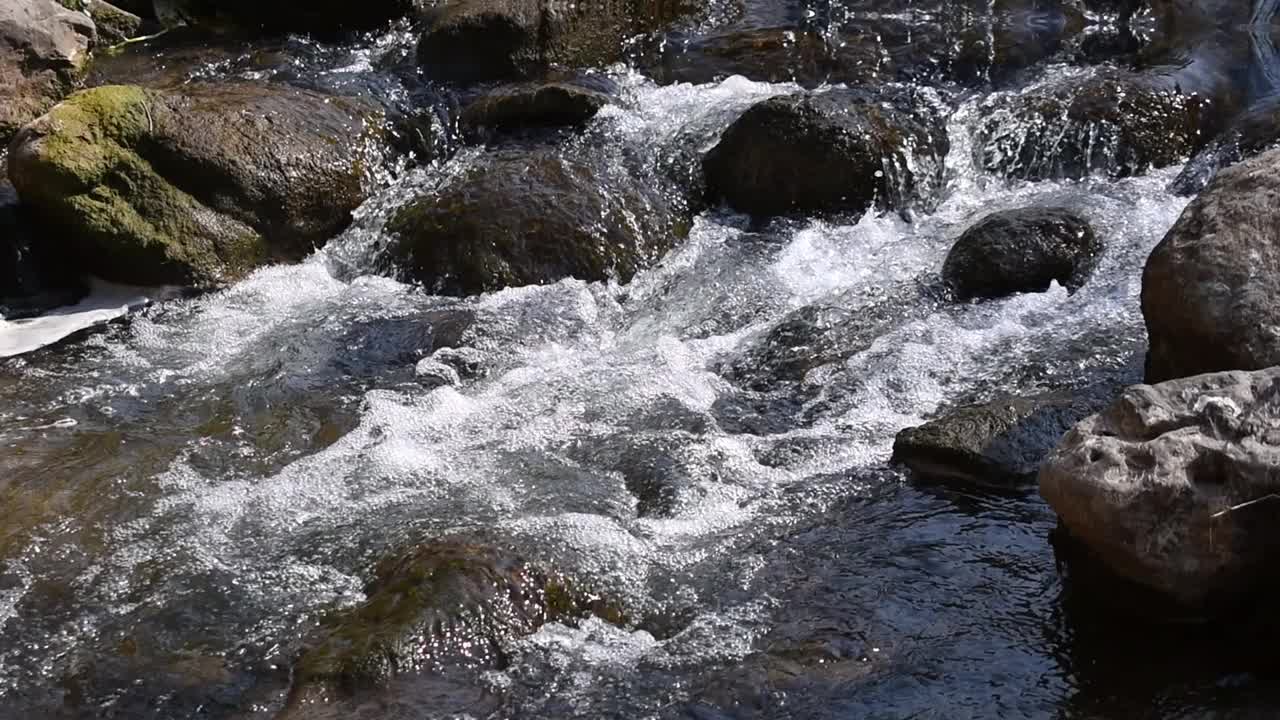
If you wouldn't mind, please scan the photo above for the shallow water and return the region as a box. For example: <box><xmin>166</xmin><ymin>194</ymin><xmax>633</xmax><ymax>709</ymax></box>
<box><xmin>3</xmin><ymin>5</ymin><xmax>1280</xmax><ymax>719</ymax></box>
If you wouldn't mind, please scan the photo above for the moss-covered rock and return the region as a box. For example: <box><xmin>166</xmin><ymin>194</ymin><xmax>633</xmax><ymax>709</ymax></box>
<box><xmin>7</xmin><ymin>82</ymin><xmax>385</xmax><ymax>286</ymax></box>
<box><xmin>383</xmin><ymin>144</ymin><xmax>688</xmax><ymax>295</ymax></box>
<box><xmin>0</xmin><ymin>0</ymin><xmax>96</xmax><ymax>145</ymax></box>
<box><xmin>417</xmin><ymin>0</ymin><xmax>697</xmax><ymax>83</ymax></box>
<box><xmin>84</xmin><ymin>0</ymin><xmax>145</xmax><ymax>45</ymax></box>
<box><xmin>703</xmin><ymin>87</ymin><xmax>948</xmax><ymax>219</ymax></box>
<box><xmin>284</xmin><ymin>540</ymin><xmax>622</xmax><ymax>709</ymax></box>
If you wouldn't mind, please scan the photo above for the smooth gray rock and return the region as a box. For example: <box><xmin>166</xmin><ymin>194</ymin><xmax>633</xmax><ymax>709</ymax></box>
<box><xmin>1040</xmin><ymin>367</ymin><xmax>1280</xmax><ymax>609</ymax></box>
<box><xmin>1143</xmin><ymin>148</ymin><xmax>1280</xmax><ymax>383</ymax></box>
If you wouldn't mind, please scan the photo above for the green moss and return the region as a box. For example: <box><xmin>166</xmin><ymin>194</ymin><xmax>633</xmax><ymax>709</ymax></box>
<box><xmin>12</xmin><ymin>85</ymin><xmax>266</xmax><ymax>285</ymax></box>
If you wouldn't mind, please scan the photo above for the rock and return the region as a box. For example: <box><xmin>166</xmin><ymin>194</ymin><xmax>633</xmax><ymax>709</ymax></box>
<box><xmin>942</xmin><ymin>207</ymin><xmax>1101</xmax><ymax>301</ymax></box>
<box><xmin>416</xmin><ymin>0</ymin><xmax>695</xmax><ymax>83</ymax></box>
<box><xmin>893</xmin><ymin>389</ymin><xmax>1110</xmax><ymax>489</ymax></box>
<box><xmin>153</xmin><ymin>0</ymin><xmax>418</xmax><ymax>34</ymax></box>
<box><xmin>84</xmin><ymin>0</ymin><xmax>143</xmax><ymax>44</ymax></box>
<box><xmin>459</xmin><ymin>78</ymin><xmax>613</xmax><ymax>135</ymax></box>
<box><xmin>383</xmin><ymin>144</ymin><xmax>687</xmax><ymax>295</ymax></box>
<box><xmin>702</xmin><ymin>87</ymin><xmax>948</xmax><ymax>219</ymax></box>
<box><xmin>1172</xmin><ymin>96</ymin><xmax>1280</xmax><ymax>196</ymax></box>
<box><xmin>0</xmin><ymin>0</ymin><xmax>96</xmax><ymax>145</ymax></box>
<box><xmin>284</xmin><ymin>540</ymin><xmax>621</xmax><ymax>706</ymax></box>
<box><xmin>1039</xmin><ymin>367</ymin><xmax>1280</xmax><ymax>610</ymax></box>
<box><xmin>635</xmin><ymin>27</ymin><xmax>887</xmax><ymax>89</ymax></box>
<box><xmin>8</xmin><ymin>82</ymin><xmax>386</xmax><ymax>287</ymax></box>
<box><xmin>1142</xmin><ymin>148</ymin><xmax>1280</xmax><ymax>383</ymax></box>
<box><xmin>974</xmin><ymin>72</ymin><xmax>1220</xmax><ymax>180</ymax></box>
<box><xmin>0</xmin><ymin>156</ymin><xmax>87</xmax><ymax>318</ymax></box>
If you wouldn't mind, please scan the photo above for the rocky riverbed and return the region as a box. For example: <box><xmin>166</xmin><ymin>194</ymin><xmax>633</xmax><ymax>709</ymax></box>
<box><xmin>5</xmin><ymin>0</ymin><xmax>1280</xmax><ymax>718</ymax></box>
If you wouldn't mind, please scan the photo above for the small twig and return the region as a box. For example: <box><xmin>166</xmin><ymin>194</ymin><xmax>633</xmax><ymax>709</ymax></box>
<box><xmin>1211</xmin><ymin>494</ymin><xmax>1280</xmax><ymax>519</ymax></box>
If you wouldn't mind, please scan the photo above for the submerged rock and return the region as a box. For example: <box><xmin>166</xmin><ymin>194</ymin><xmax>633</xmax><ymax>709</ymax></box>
<box><xmin>8</xmin><ymin>82</ymin><xmax>386</xmax><ymax>287</ymax></box>
<box><xmin>417</xmin><ymin>0</ymin><xmax>696</xmax><ymax>83</ymax></box>
<box><xmin>284</xmin><ymin>540</ymin><xmax>621</xmax><ymax>709</ymax></box>
<box><xmin>975</xmin><ymin>72</ymin><xmax>1220</xmax><ymax>180</ymax></box>
<box><xmin>459</xmin><ymin>77</ymin><xmax>614</xmax><ymax>135</ymax></box>
<box><xmin>893</xmin><ymin>389</ymin><xmax>1109</xmax><ymax>489</ymax></box>
<box><xmin>1040</xmin><ymin>367</ymin><xmax>1280</xmax><ymax>610</ymax></box>
<box><xmin>702</xmin><ymin>87</ymin><xmax>948</xmax><ymax>219</ymax></box>
<box><xmin>384</xmin><ymin>145</ymin><xmax>687</xmax><ymax>295</ymax></box>
<box><xmin>1143</xmin><ymin>148</ymin><xmax>1280</xmax><ymax>383</ymax></box>
<box><xmin>0</xmin><ymin>0</ymin><xmax>96</xmax><ymax>145</ymax></box>
<box><xmin>942</xmin><ymin>207</ymin><xmax>1100</xmax><ymax>301</ymax></box>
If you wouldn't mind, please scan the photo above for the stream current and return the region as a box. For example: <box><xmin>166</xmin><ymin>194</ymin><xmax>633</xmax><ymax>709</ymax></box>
<box><xmin>2</xmin><ymin>6</ymin><xmax>1277</xmax><ymax>719</ymax></box>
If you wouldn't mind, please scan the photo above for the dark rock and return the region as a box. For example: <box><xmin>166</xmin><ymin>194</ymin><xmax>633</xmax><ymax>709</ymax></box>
<box><xmin>1039</xmin><ymin>367</ymin><xmax>1280</xmax><ymax>609</ymax></box>
<box><xmin>283</xmin><ymin>540</ymin><xmax>622</xmax><ymax>708</ymax></box>
<box><xmin>383</xmin><ymin>144</ymin><xmax>688</xmax><ymax>295</ymax></box>
<box><xmin>416</xmin><ymin>0</ymin><xmax>696</xmax><ymax>83</ymax></box>
<box><xmin>85</xmin><ymin>0</ymin><xmax>143</xmax><ymax>44</ymax></box>
<box><xmin>893</xmin><ymin>389</ymin><xmax>1110</xmax><ymax>489</ymax></box>
<box><xmin>1172</xmin><ymin>96</ymin><xmax>1280</xmax><ymax>195</ymax></box>
<box><xmin>459</xmin><ymin>77</ymin><xmax>613</xmax><ymax>135</ymax></box>
<box><xmin>942</xmin><ymin>207</ymin><xmax>1101</xmax><ymax>301</ymax></box>
<box><xmin>635</xmin><ymin>27</ymin><xmax>887</xmax><ymax>88</ymax></box>
<box><xmin>153</xmin><ymin>0</ymin><xmax>419</xmax><ymax>35</ymax></box>
<box><xmin>0</xmin><ymin>0</ymin><xmax>96</xmax><ymax>145</ymax></box>
<box><xmin>974</xmin><ymin>72</ymin><xmax>1223</xmax><ymax>180</ymax></box>
<box><xmin>702</xmin><ymin>87</ymin><xmax>948</xmax><ymax>219</ymax></box>
<box><xmin>7</xmin><ymin>82</ymin><xmax>387</xmax><ymax>287</ymax></box>
<box><xmin>0</xmin><ymin>157</ymin><xmax>87</xmax><ymax>318</ymax></box>
<box><xmin>1143</xmin><ymin>148</ymin><xmax>1280</xmax><ymax>383</ymax></box>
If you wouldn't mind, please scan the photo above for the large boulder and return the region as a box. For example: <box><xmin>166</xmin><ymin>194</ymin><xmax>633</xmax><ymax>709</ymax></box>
<box><xmin>282</xmin><ymin>540</ymin><xmax>621</xmax><ymax>712</ymax></box>
<box><xmin>1040</xmin><ymin>367</ymin><xmax>1280</xmax><ymax>610</ymax></box>
<box><xmin>892</xmin><ymin>389</ymin><xmax>1109</xmax><ymax>490</ymax></box>
<box><xmin>0</xmin><ymin>0</ymin><xmax>96</xmax><ymax>145</ymax></box>
<box><xmin>152</xmin><ymin>0</ymin><xmax>418</xmax><ymax>34</ymax></box>
<box><xmin>7</xmin><ymin>82</ymin><xmax>386</xmax><ymax>287</ymax></box>
<box><xmin>383</xmin><ymin>145</ymin><xmax>687</xmax><ymax>295</ymax></box>
<box><xmin>974</xmin><ymin>72</ymin><xmax>1221</xmax><ymax>180</ymax></box>
<box><xmin>702</xmin><ymin>87</ymin><xmax>948</xmax><ymax>219</ymax></box>
<box><xmin>1142</xmin><ymin>148</ymin><xmax>1280</xmax><ymax>383</ymax></box>
<box><xmin>416</xmin><ymin>0</ymin><xmax>696</xmax><ymax>83</ymax></box>
<box><xmin>942</xmin><ymin>207</ymin><xmax>1100</xmax><ymax>301</ymax></box>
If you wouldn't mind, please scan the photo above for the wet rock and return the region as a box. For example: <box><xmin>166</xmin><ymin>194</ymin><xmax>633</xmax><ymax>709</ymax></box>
<box><xmin>942</xmin><ymin>207</ymin><xmax>1101</xmax><ymax>301</ymax></box>
<box><xmin>1172</xmin><ymin>96</ymin><xmax>1280</xmax><ymax>195</ymax></box>
<box><xmin>459</xmin><ymin>77</ymin><xmax>614</xmax><ymax>135</ymax></box>
<box><xmin>0</xmin><ymin>0</ymin><xmax>96</xmax><ymax>145</ymax></box>
<box><xmin>7</xmin><ymin>82</ymin><xmax>386</xmax><ymax>287</ymax></box>
<box><xmin>284</xmin><ymin>540</ymin><xmax>621</xmax><ymax>707</ymax></box>
<box><xmin>702</xmin><ymin>87</ymin><xmax>948</xmax><ymax>219</ymax></box>
<box><xmin>1143</xmin><ymin>148</ymin><xmax>1280</xmax><ymax>383</ymax></box>
<box><xmin>635</xmin><ymin>27</ymin><xmax>887</xmax><ymax>88</ymax></box>
<box><xmin>84</xmin><ymin>0</ymin><xmax>144</xmax><ymax>45</ymax></box>
<box><xmin>384</xmin><ymin>145</ymin><xmax>687</xmax><ymax>295</ymax></box>
<box><xmin>0</xmin><ymin>158</ymin><xmax>87</xmax><ymax>318</ymax></box>
<box><xmin>416</xmin><ymin>0</ymin><xmax>696</xmax><ymax>83</ymax></box>
<box><xmin>153</xmin><ymin>0</ymin><xmax>418</xmax><ymax>34</ymax></box>
<box><xmin>975</xmin><ymin>72</ymin><xmax>1220</xmax><ymax>180</ymax></box>
<box><xmin>893</xmin><ymin>389</ymin><xmax>1110</xmax><ymax>489</ymax></box>
<box><xmin>1039</xmin><ymin>367</ymin><xmax>1280</xmax><ymax>610</ymax></box>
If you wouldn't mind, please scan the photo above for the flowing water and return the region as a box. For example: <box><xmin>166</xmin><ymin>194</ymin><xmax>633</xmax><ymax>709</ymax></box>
<box><xmin>4</xmin><ymin>5</ymin><xmax>1280</xmax><ymax>719</ymax></box>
